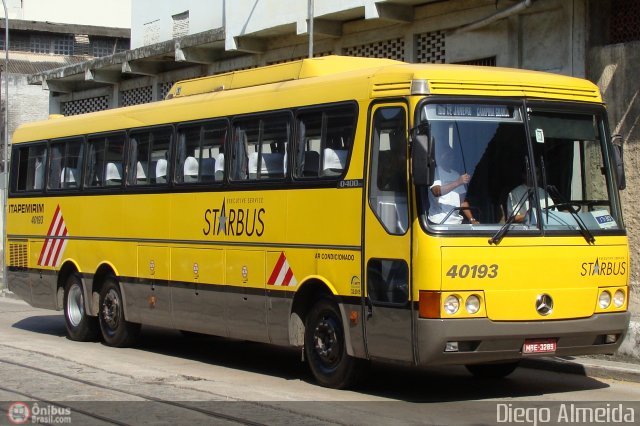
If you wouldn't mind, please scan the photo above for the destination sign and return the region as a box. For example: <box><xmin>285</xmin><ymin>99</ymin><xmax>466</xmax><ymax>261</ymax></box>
<box><xmin>426</xmin><ymin>104</ymin><xmax>522</xmax><ymax>121</ymax></box>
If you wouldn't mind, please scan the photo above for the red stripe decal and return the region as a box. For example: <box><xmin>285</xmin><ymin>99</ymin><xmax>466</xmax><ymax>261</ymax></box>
<box><xmin>268</xmin><ymin>252</ymin><xmax>286</xmax><ymax>285</ymax></box>
<box><xmin>282</xmin><ymin>268</ymin><xmax>294</xmax><ymax>286</ymax></box>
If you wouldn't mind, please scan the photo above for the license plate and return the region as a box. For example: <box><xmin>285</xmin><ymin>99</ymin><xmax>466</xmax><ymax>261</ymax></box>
<box><xmin>522</xmin><ymin>338</ymin><xmax>557</xmax><ymax>354</ymax></box>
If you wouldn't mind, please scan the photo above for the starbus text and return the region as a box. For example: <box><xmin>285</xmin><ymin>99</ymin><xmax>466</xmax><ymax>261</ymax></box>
<box><xmin>203</xmin><ymin>207</ymin><xmax>266</xmax><ymax>237</ymax></box>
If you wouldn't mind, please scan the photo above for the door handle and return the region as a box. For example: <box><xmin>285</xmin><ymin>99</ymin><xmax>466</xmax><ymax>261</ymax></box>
<box><xmin>366</xmin><ymin>297</ymin><xmax>373</xmax><ymax>319</ymax></box>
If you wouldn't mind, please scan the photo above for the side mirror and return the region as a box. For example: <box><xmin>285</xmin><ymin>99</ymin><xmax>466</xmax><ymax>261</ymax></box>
<box><xmin>411</xmin><ymin>125</ymin><xmax>434</xmax><ymax>186</ymax></box>
<box><xmin>612</xmin><ymin>134</ymin><xmax>625</xmax><ymax>190</ymax></box>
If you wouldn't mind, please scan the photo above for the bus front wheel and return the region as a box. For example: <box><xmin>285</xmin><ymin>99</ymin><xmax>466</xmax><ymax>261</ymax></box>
<box><xmin>304</xmin><ymin>298</ymin><xmax>362</xmax><ymax>389</ymax></box>
<box><xmin>465</xmin><ymin>361</ymin><xmax>520</xmax><ymax>378</ymax></box>
<box><xmin>98</xmin><ymin>277</ymin><xmax>140</xmax><ymax>347</ymax></box>
<box><xmin>63</xmin><ymin>273</ymin><xmax>98</xmax><ymax>341</ymax></box>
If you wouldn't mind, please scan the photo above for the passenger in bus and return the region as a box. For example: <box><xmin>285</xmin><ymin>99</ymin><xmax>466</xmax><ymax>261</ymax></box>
<box><xmin>427</xmin><ymin>146</ymin><xmax>471</xmax><ymax>225</ymax></box>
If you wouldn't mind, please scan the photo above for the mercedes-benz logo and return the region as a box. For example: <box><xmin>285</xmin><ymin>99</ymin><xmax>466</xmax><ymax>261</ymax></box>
<box><xmin>536</xmin><ymin>294</ymin><xmax>554</xmax><ymax>316</ymax></box>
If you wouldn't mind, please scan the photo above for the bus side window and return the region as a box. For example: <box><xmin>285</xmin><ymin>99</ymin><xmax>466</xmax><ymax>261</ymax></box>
<box><xmin>32</xmin><ymin>151</ymin><xmax>46</xmax><ymax>190</ymax></box>
<box><xmin>129</xmin><ymin>127</ymin><xmax>172</xmax><ymax>186</ymax></box>
<box><xmin>203</xmin><ymin>121</ymin><xmax>227</xmax><ymax>182</ymax></box>
<box><xmin>231</xmin><ymin>127</ymin><xmax>249</xmax><ymax>180</ymax></box>
<box><xmin>294</xmin><ymin>105</ymin><xmax>356</xmax><ymax>179</ymax></box>
<box><xmin>47</xmin><ymin>144</ymin><xmax>63</xmax><ymax>190</ymax></box>
<box><xmin>232</xmin><ymin>115</ymin><xmax>288</xmax><ymax>181</ymax></box>
<box><xmin>258</xmin><ymin>116</ymin><xmax>288</xmax><ymax>179</ymax></box>
<box><xmin>176</xmin><ymin>124</ymin><xmax>200</xmax><ymax>184</ymax></box>
<box><xmin>176</xmin><ymin>121</ymin><xmax>227</xmax><ymax>184</ymax></box>
<box><xmin>48</xmin><ymin>137</ymin><xmax>83</xmax><ymax>190</ymax></box>
<box><xmin>86</xmin><ymin>133</ymin><xmax>125</xmax><ymax>189</ymax></box>
<box><xmin>294</xmin><ymin>113</ymin><xmax>322</xmax><ymax>178</ymax></box>
<box><xmin>13</xmin><ymin>144</ymin><xmax>47</xmax><ymax>192</ymax></box>
<box><xmin>321</xmin><ymin>108</ymin><xmax>355</xmax><ymax>177</ymax></box>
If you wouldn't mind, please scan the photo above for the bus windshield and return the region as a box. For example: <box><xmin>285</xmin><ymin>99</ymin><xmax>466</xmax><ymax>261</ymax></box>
<box><xmin>416</xmin><ymin>102</ymin><xmax>623</xmax><ymax>235</ymax></box>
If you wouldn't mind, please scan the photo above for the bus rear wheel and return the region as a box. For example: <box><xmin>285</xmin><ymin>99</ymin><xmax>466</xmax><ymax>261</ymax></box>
<box><xmin>98</xmin><ymin>277</ymin><xmax>140</xmax><ymax>347</ymax></box>
<box><xmin>63</xmin><ymin>273</ymin><xmax>98</xmax><ymax>341</ymax></box>
<box><xmin>465</xmin><ymin>361</ymin><xmax>520</xmax><ymax>378</ymax></box>
<box><xmin>304</xmin><ymin>298</ymin><xmax>362</xmax><ymax>389</ymax></box>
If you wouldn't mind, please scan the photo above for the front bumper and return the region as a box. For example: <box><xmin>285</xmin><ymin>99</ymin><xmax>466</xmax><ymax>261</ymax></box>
<box><xmin>417</xmin><ymin>312</ymin><xmax>631</xmax><ymax>366</ymax></box>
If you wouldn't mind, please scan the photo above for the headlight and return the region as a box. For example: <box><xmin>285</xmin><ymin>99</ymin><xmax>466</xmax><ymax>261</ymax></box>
<box><xmin>613</xmin><ymin>290</ymin><xmax>625</xmax><ymax>308</ymax></box>
<box><xmin>444</xmin><ymin>295</ymin><xmax>460</xmax><ymax>315</ymax></box>
<box><xmin>599</xmin><ymin>290</ymin><xmax>611</xmax><ymax>309</ymax></box>
<box><xmin>465</xmin><ymin>295</ymin><xmax>481</xmax><ymax>314</ymax></box>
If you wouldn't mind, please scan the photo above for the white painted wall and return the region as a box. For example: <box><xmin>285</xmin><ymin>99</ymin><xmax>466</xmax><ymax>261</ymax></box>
<box><xmin>218</xmin><ymin>0</ymin><xmax>385</xmax><ymax>51</ymax></box>
<box><xmin>131</xmin><ymin>0</ymin><xmax>222</xmax><ymax>48</ymax></box>
<box><xmin>130</xmin><ymin>0</ymin><xmax>408</xmax><ymax>50</ymax></box>
<box><xmin>1</xmin><ymin>0</ymin><xmax>131</xmax><ymax>28</ymax></box>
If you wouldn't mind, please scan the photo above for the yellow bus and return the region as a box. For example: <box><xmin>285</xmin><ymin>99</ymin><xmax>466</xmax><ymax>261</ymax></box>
<box><xmin>6</xmin><ymin>56</ymin><xmax>630</xmax><ymax>388</ymax></box>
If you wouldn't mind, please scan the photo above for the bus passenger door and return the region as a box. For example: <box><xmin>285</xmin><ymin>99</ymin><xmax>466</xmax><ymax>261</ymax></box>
<box><xmin>363</xmin><ymin>104</ymin><xmax>413</xmax><ymax>362</ymax></box>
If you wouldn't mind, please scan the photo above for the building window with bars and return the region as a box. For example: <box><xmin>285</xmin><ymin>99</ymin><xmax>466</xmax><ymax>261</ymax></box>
<box><xmin>53</xmin><ymin>35</ymin><xmax>74</xmax><ymax>55</ymax></box>
<box><xmin>343</xmin><ymin>38</ymin><xmax>404</xmax><ymax>61</ymax></box>
<box><xmin>454</xmin><ymin>56</ymin><xmax>497</xmax><ymax>67</ymax></box>
<box><xmin>92</xmin><ymin>37</ymin><xmax>117</xmax><ymax>57</ymax></box>
<box><xmin>610</xmin><ymin>0</ymin><xmax>640</xmax><ymax>43</ymax></box>
<box><xmin>415</xmin><ymin>31</ymin><xmax>446</xmax><ymax>64</ymax></box>
<box><xmin>30</xmin><ymin>35</ymin><xmax>50</xmax><ymax>53</ymax></box>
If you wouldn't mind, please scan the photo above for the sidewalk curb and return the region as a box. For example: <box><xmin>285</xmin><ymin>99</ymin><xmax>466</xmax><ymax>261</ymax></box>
<box><xmin>522</xmin><ymin>356</ymin><xmax>640</xmax><ymax>383</ymax></box>
<box><xmin>0</xmin><ymin>290</ymin><xmax>20</xmax><ymax>300</ymax></box>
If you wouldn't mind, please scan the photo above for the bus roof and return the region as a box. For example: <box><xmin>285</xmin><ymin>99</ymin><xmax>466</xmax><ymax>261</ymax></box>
<box><xmin>167</xmin><ymin>55</ymin><xmax>600</xmax><ymax>103</ymax></box>
<box><xmin>165</xmin><ymin>55</ymin><xmax>402</xmax><ymax>99</ymax></box>
<box><xmin>13</xmin><ymin>55</ymin><xmax>601</xmax><ymax>143</ymax></box>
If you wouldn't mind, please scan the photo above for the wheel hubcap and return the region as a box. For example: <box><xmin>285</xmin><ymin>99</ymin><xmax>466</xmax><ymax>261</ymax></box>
<box><xmin>313</xmin><ymin>314</ymin><xmax>340</xmax><ymax>367</ymax></box>
<box><xmin>66</xmin><ymin>283</ymin><xmax>84</xmax><ymax>327</ymax></box>
<box><xmin>102</xmin><ymin>289</ymin><xmax>121</xmax><ymax>330</ymax></box>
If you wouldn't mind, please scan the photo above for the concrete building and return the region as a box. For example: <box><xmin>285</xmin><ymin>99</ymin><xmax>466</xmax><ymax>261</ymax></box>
<box><xmin>0</xmin><ymin>20</ymin><xmax>130</xmax><ymax>144</ymax></box>
<box><xmin>0</xmin><ymin>11</ymin><xmax>131</xmax><ymax>293</ymax></box>
<box><xmin>16</xmin><ymin>0</ymin><xmax>640</xmax><ymax>322</ymax></box>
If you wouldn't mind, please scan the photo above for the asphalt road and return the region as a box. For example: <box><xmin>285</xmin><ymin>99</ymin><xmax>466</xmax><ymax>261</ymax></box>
<box><xmin>0</xmin><ymin>297</ymin><xmax>639</xmax><ymax>425</ymax></box>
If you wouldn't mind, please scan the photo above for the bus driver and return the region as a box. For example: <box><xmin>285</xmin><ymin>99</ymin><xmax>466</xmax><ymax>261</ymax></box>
<box><xmin>427</xmin><ymin>146</ymin><xmax>471</xmax><ymax>225</ymax></box>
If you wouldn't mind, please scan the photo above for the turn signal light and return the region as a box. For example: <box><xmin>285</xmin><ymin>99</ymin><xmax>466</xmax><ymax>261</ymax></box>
<box><xmin>419</xmin><ymin>291</ymin><xmax>441</xmax><ymax>318</ymax></box>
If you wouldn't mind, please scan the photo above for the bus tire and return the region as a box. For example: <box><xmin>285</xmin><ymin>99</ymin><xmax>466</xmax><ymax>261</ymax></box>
<box><xmin>98</xmin><ymin>277</ymin><xmax>140</xmax><ymax>347</ymax></box>
<box><xmin>465</xmin><ymin>361</ymin><xmax>520</xmax><ymax>379</ymax></box>
<box><xmin>304</xmin><ymin>297</ymin><xmax>362</xmax><ymax>389</ymax></box>
<box><xmin>63</xmin><ymin>273</ymin><xmax>99</xmax><ymax>341</ymax></box>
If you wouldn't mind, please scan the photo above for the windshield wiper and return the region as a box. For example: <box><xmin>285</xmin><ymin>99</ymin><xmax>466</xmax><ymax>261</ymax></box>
<box><xmin>489</xmin><ymin>187</ymin><xmax>531</xmax><ymax>245</ymax></box>
<box><xmin>545</xmin><ymin>186</ymin><xmax>595</xmax><ymax>244</ymax></box>
<box><xmin>539</xmin><ymin>157</ymin><xmax>594</xmax><ymax>244</ymax></box>
<box><xmin>570</xmin><ymin>210</ymin><xmax>596</xmax><ymax>244</ymax></box>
